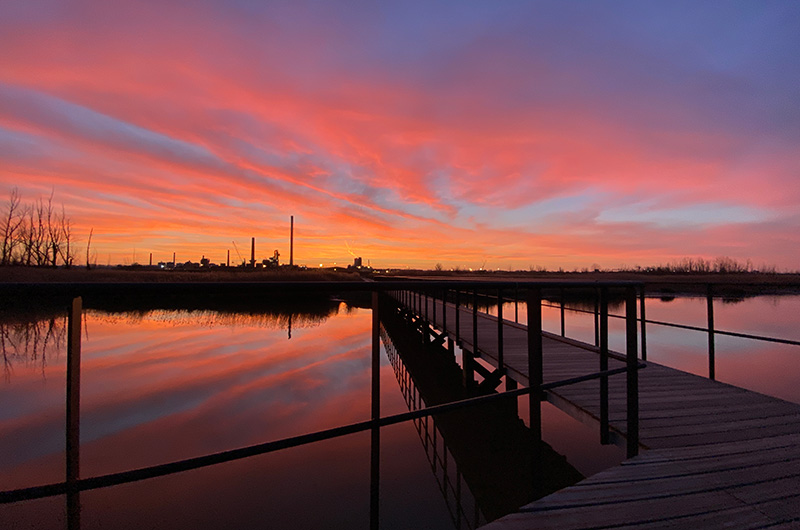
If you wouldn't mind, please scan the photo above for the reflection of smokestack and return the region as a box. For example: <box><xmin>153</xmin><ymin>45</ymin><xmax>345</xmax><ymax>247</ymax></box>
<box><xmin>290</xmin><ymin>216</ymin><xmax>294</xmax><ymax>266</ymax></box>
<box><xmin>250</xmin><ymin>237</ymin><xmax>255</xmax><ymax>268</ymax></box>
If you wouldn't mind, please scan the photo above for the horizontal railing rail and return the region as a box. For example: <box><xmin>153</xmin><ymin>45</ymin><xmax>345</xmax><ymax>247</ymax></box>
<box><xmin>0</xmin><ymin>363</ymin><xmax>643</xmax><ymax>505</ymax></box>
<box><xmin>538</xmin><ymin>301</ymin><xmax>800</xmax><ymax>347</ymax></box>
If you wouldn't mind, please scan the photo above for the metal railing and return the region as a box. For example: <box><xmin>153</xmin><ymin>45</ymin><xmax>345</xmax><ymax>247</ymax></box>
<box><xmin>391</xmin><ymin>281</ymin><xmax>645</xmax><ymax>458</ymax></box>
<box><xmin>0</xmin><ymin>279</ymin><xmax>645</xmax><ymax>530</ymax></box>
<box><xmin>531</xmin><ymin>283</ymin><xmax>800</xmax><ymax>380</ymax></box>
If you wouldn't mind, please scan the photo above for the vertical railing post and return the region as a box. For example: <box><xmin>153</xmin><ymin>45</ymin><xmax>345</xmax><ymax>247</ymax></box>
<box><xmin>66</xmin><ymin>297</ymin><xmax>82</xmax><ymax>530</ymax></box>
<box><xmin>594</xmin><ymin>289</ymin><xmax>600</xmax><ymax>347</ymax></box>
<box><xmin>425</xmin><ymin>289</ymin><xmax>431</xmax><ymax>343</ymax></box>
<box><xmin>640</xmin><ymin>285</ymin><xmax>647</xmax><ymax>361</ymax></box>
<box><xmin>626</xmin><ymin>286</ymin><xmax>640</xmax><ymax>458</ymax></box>
<box><xmin>472</xmin><ymin>289</ymin><xmax>479</xmax><ymax>357</ymax></box>
<box><xmin>514</xmin><ymin>284</ymin><xmax>519</xmax><ymax>323</ymax></box>
<box><xmin>527</xmin><ymin>288</ymin><xmax>543</xmax><ymax>443</ymax></box>
<box><xmin>497</xmin><ymin>287</ymin><xmax>504</xmax><ymax>373</ymax></box>
<box><xmin>442</xmin><ymin>288</ymin><xmax>447</xmax><ymax>334</ymax></box>
<box><xmin>707</xmin><ymin>284</ymin><xmax>715</xmax><ymax>380</ymax></box>
<box><xmin>599</xmin><ymin>287</ymin><xmax>609</xmax><ymax>445</ymax></box>
<box><xmin>455</xmin><ymin>290</ymin><xmax>461</xmax><ymax>344</ymax></box>
<box><xmin>432</xmin><ymin>288</ymin><xmax>436</xmax><ymax>325</ymax></box>
<box><xmin>560</xmin><ymin>288</ymin><xmax>566</xmax><ymax>337</ymax></box>
<box><xmin>370</xmin><ymin>291</ymin><xmax>380</xmax><ymax>530</ymax></box>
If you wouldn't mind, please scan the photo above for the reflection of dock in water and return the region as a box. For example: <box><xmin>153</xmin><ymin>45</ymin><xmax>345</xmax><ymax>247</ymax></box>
<box><xmin>380</xmin><ymin>308</ymin><xmax>583</xmax><ymax>528</ymax></box>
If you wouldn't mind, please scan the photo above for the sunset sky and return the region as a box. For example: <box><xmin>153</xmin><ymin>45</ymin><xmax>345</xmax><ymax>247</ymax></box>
<box><xmin>1</xmin><ymin>1</ymin><xmax>798</xmax><ymax>270</ymax></box>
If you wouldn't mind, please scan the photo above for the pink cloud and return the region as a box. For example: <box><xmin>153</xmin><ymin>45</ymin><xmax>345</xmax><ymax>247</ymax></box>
<box><xmin>1</xmin><ymin>1</ymin><xmax>798</xmax><ymax>269</ymax></box>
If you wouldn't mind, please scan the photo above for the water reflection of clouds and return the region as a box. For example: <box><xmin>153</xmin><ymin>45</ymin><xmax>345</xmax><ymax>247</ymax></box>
<box><xmin>85</xmin><ymin>307</ymin><xmax>338</xmax><ymax>330</ymax></box>
<box><xmin>0</xmin><ymin>307</ymin><xmax>374</xmax><ymax>491</ymax></box>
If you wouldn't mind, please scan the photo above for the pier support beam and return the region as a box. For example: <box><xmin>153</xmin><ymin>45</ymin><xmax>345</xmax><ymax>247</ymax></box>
<box><xmin>527</xmin><ymin>288</ymin><xmax>543</xmax><ymax>443</ymax></box>
<box><xmin>626</xmin><ymin>287</ymin><xmax>640</xmax><ymax>458</ymax></box>
<box><xmin>370</xmin><ymin>292</ymin><xmax>380</xmax><ymax>530</ymax></box>
<box><xmin>600</xmin><ymin>287</ymin><xmax>609</xmax><ymax>445</ymax></box>
<box><xmin>707</xmin><ymin>284</ymin><xmax>715</xmax><ymax>380</ymax></box>
<box><xmin>66</xmin><ymin>297</ymin><xmax>82</xmax><ymax>530</ymax></box>
<box><xmin>640</xmin><ymin>285</ymin><xmax>647</xmax><ymax>361</ymax></box>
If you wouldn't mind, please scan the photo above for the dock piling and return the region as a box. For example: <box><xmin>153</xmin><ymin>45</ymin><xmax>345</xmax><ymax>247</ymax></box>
<box><xmin>600</xmin><ymin>287</ymin><xmax>609</xmax><ymax>445</ymax></box>
<box><xmin>66</xmin><ymin>297</ymin><xmax>82</xmax><ymax>530</ymax></box>
<box><xmin>707</xmin><ymin>284</ymin><xmax>715</xmax><ymax>380</ymax></box>
<box><xmin>626</xmin><ymin>286</ymin><xmax>640</xmax><ymax>457</ymax></box>
<box><xmin>527</xmin><ymin>288</ymin><xmax>543</xmax><ymax>443</ymax></box>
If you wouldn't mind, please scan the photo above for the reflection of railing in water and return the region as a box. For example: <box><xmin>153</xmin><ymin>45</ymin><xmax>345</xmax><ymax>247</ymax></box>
<box><xmin>383</xmin><ymin>328</ymin><xmax>485</xmax><ymax>530</ymax></box>
<box><xmin>381</xmin><ymin>302</ymin><xmax>587</xmax><ymax>526</ymax></box>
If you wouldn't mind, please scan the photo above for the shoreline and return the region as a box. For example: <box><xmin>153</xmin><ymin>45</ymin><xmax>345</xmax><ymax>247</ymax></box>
<box><xmin>1</xmin><ymin>266</ymin><xmax>799</xmax><ymax>297</ymax></box>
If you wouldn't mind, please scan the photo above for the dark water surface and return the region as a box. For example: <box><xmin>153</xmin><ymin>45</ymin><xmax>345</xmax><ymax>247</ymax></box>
<box><xmin>1</xmin><ymin>293</ymin><xmax>797</xmax><ymax>528</ymax></box>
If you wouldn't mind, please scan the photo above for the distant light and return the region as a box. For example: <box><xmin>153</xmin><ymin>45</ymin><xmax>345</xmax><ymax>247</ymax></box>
<box><xmin>319</xmin><ymin>263</ymin><xmax>323</xmax><ymax>267</ymax></box>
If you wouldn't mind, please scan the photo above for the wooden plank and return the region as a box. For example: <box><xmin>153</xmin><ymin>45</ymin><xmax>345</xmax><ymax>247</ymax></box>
<box><xmin>484</xmin><ymin>490</ymin><xmax>771</xmax><ymax>530</ymax></box>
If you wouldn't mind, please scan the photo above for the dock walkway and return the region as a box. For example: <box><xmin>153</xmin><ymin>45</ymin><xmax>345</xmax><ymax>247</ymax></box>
<box><xmin>394</xmin><ymin>291</ymin><xmax>800</xmax><ymax>528</ymax></box>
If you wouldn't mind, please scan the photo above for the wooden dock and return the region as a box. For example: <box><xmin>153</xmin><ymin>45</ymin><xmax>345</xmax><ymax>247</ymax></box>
<box><xmin>394</xmin><ymin>291</ymin><xmax>800</xmax><ymax>528</ymax></box>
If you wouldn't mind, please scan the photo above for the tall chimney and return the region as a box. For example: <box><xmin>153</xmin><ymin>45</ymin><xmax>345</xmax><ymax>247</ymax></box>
<box><xmin>172</xmin><ymin>252</ymin><xmax>176</xmax><ymax>268</ymax></box>
<box><xmin>290</xmin><ymin>216</ymin><xmax>294</xmax><ymax>266</ymax></box>
<box><xmin>250</xmin><ymin>237</ymin><xmax>256</xmax><ymax>268</ymax></box>
<box><xmin>149</xmin><ymin>253</ymin><xmax>152</xmax><ymax>266</ymax></box>
<box><xmin>227</xmin><ymin>249</ymin><xmax>230</xmax><ymax>267</ymax></box>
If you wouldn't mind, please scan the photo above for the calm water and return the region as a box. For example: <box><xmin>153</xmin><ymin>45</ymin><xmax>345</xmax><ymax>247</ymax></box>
<box><xmin>1</xmin><ymin>293</ymin><xmax>798</xmax><ymax>528</ymax></box>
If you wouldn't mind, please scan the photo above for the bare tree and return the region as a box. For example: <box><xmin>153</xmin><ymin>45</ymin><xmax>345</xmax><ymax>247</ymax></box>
<box><xmin>86</xmin><ymin>227</ymin><xmax>93</xmax><ymax>270</ymax></box>
<box><xmin>1</xmin><ymin>188</ymin><xmax>25</xmax><ymax>265</ymax></box>
<box><xmin>5</xmin><ymin>190</ymin><xmax>80</xmax><ymax>267</ymax></box>
<box><xmin>57</xmin><ymin>206</ymin><xmax>75</xmax><ymax>268</ymax></box>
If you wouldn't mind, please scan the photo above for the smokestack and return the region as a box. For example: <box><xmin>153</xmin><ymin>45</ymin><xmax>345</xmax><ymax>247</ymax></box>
<box><xmin>149</xmin><ymin>253</ymin><xmax>152</xmax><ymax>266</ymax></box>
<box><xmin>227</xmin><ymin>249</ymin><xmax>230</xmax><ymax>267</ymax></box>
<box><xmin>250</xmin><ymin>237</ymin><xmax>256</xmax><ymax>268</ymax></box>
<box><xmin>290</xmin><ymin>216</ymin><xmax>294</xmax><ymax>266</ymax></box>
<box><xmin>172</xmin><ymin>252</ymin><xmax>176</xmax><ymax>268</ymax></box>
